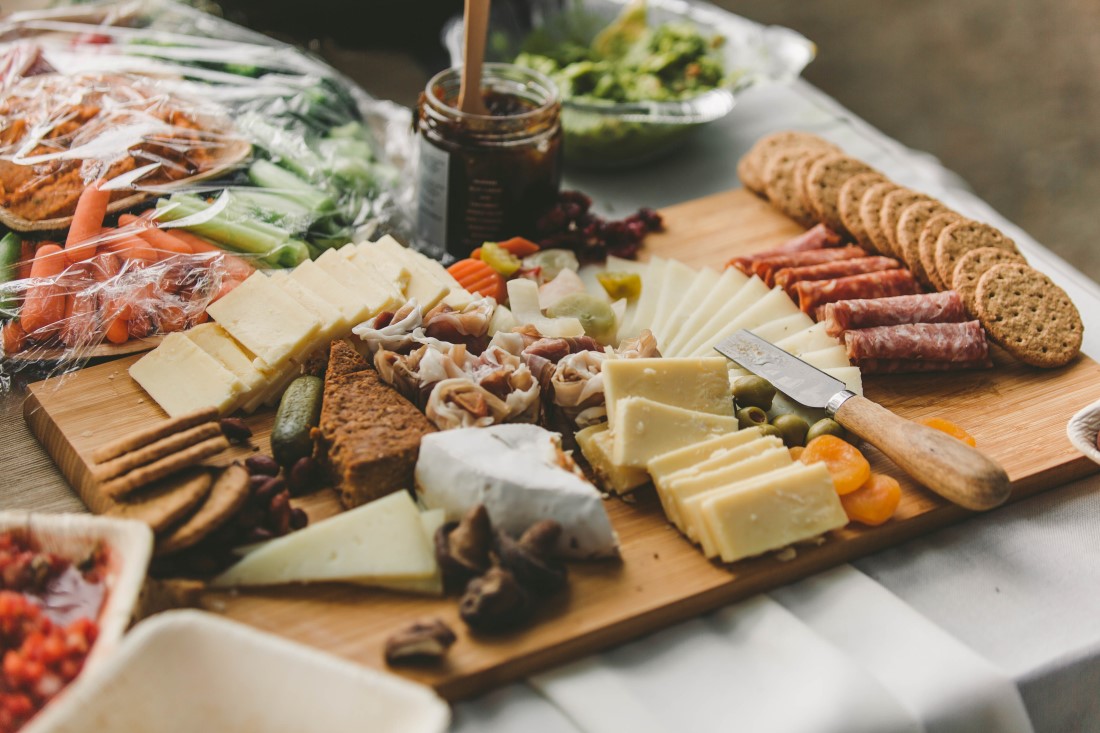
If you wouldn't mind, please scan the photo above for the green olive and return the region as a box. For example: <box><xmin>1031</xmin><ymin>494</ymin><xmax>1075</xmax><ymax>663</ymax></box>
<box><xmin>736</xmin><ymin>405</ymin><xmax>768</xmax><ymax>430</ymax></box>
<box><xmin>772</xmin><ymin>413</ymin><xmax>810</xmax><ymax>448</ymax></box>
<box><xmin>759</xmin><ymin>424</ymin><xmax>783</xmax><ymax>439</ymax></box>
<box><xmin>806</xmin><ymin>418</ymin><xmax>846</xmax><ymax>444</ymax></box>
<box><xmin>732</xmin><ymin>375</ymin><xmax>776</xmax><ymax>411</ymax></box>
<box><xmin>546</xmin><ymin>293</ymin><xmax>616</xmax><ymax>342</ymax></box>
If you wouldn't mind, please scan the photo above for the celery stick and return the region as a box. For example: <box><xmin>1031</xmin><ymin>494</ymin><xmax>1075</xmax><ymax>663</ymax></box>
<box><xmin>156</xmin><ymin>195</ymin><xmax>292</xmax><ymax>264</ymax></box>
<box><xmin>247</xmin><ymin>160</ymin><xmax>334</xmax><ymax>213</ymax></box>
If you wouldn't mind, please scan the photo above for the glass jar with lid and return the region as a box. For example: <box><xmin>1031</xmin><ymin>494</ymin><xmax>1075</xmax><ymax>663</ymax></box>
<box><xmin>416</xmin><ymin>63</ymin><xmax>563</xmax><ymax>259</ymax></box>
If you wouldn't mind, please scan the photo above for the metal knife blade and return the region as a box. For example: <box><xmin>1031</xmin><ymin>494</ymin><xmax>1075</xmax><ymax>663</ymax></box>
<box><xmin>714</xmin><ymin>330</ymin><xmax>854</xmax><ymax>411</ymax></box>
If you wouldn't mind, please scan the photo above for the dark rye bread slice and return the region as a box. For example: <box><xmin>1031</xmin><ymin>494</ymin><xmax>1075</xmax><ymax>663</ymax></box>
<box><xmin>316</xmin><ymin>341</ymin><xmax>436</xmax><ymax>509</ymax></box>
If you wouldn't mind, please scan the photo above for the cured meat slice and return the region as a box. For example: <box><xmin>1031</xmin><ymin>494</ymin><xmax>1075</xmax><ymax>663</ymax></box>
<box><xmin>725</xmin><ymin>224</ymin><xmax>845</xmax><ymax>274</ymax></box>
<box><xmin>795</xmin><ymin>268</ymin><xmax>920</xmax><ymax>315</ymax></box>
<box><xmin>748</xmin><ymin>246</ymin><xmax>870</xmax><ymax>286</ymax></box>
<box><xmin>821</xmin><ymin>291</ymin><xmax>967</xmax><ymax>336</ymax></box>
<box><xmin>774</xmin><ymin>256</ymin><xmax>900</xmax><ymax>296</ymax></box>
<box><xmin>854</xmin><ymin>357</ymin><xmax>993</xmax><ymax>374</ymax></box>
<box><xmin>844</xmin><ymin>321</ymin><xmax>989</xmax><ymax>362</ymax></box>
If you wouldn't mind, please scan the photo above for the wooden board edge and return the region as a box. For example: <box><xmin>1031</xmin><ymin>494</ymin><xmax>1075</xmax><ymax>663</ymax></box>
<box><xmin>22</xmin><ymin>390</ymin><xmax>102</xmax><ymax>514</ymax></box>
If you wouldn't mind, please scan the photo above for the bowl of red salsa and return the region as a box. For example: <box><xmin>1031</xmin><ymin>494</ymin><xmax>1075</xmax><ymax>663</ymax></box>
<box><xmin>0</xmin><ymin>514</ymin><xmax>152</xmax><ymax>733</ymax></box>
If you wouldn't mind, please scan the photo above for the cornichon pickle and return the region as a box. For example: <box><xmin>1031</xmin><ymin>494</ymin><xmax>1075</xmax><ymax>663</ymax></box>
<box><xmin>736</xmin><ymin>405</ymin><xmax>768</xmax><ymax>430</ymax></box>
<box><xmin>271</xmin><ymin>375</ymin><xmax>324</xmax><ymax>467</ymax></box>
<box><xmin>546</xmin><ymin>293</ymin><xmax>616</xmax><ymax>342</ymax></box>
<box><xmin>772</xmin><ymin>413</ymin><xmax>810</xmax><ymax>447</ymax></box>
<box><xmin>732</xmin><ymin>375</ymin><xmax>776</xmax><ymax>411</ymax></box>
<box><xmin>596</xmin><ymin>271</ymin><xmax>642</xmax><ymax>301</ymax></box>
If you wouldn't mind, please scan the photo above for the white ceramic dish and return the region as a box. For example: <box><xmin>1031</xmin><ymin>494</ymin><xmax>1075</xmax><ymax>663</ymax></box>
<box><xmin>0</xmin><ymin>512</ymin><xmax>153</xmax><ymax>675</ymax></box>
<box><xmin>25</xmin><ymin>610</ymin><xmax>452</xmax><ymax>733</ymax></box>
<box><xmin>1067</xmin><ymin>397</ymin><xmax>1100</xmax><ymax>465</ymax></box>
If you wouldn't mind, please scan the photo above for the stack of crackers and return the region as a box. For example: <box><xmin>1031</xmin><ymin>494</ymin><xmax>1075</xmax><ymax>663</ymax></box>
<box><xmin>738</xmin><ymin>131</ymin><xmax>1084</xmax><ymax>368</ymax></box>
<box><xmin>93</xmin><ymin>408</ymin><xmax>250</xmax><ymax>555</ymax></box>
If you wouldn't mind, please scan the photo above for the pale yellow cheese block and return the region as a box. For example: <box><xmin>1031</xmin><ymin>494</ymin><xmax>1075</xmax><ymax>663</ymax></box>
<box><xmin>370</xmin><ymin>236</ymin><xmax>452</xmax><ymax>310</ymax></box>
<box><xmin>611</xmin><ymin>397</ymin><xmax>740</xmax><ymax>468</ymax></box>
<box><xmin>206</xmin><ymin>272</ymin><xmax>322</xmax><ymax>371</ymax></box>
<box><xmin>687</xmin><ymin>286</ymin><xmax>803</xmax><ymax>358</ymax></box>
<box><xmin>129</xmin><ymin>332</ymin><xmax>246</xmax><ymax>417</ymax></box>
<box><xmin>700</xmin><ymin>461</ymin><xmax>848</xmax><ymax>563</ymax></box>
<box><xmin>618</xmin><ymin>257</ymin><xmax>667</xmax><ymax>341</ymax></box>
<box><xmin>576</xmin><ymin>423</ymin><xmax>649</xmax><ymax>495</ymax></box>
<box><xmin>603</xmin><ymin>357</ymin><xmax>733</xmax><ymax>429</ymax></box>
<box><xmin>676</xmin><ymin>275</ymin><xmax>769</xmax><ymax>356</ymax></box>
<box><xmin>267</xmin><ymin>270</ymin><xmax>349</xmax><ymax>336</ymax></box>
<box><xmin>315</xmin><ymin>249</ymin><xmax>402</xmax><ymax>317</ymax></box>
<box><xmin>675</xmin><ymin>447</ymin><xmax>794</xmax><ymax>549</ymax></box>
<box><xmin>799</xmin><ymin>345</ymin><xmax>852</xmax><ymax>371</ymax></box>
<box><xmin>646</xmin><ymin>427</ymin><xmax>763</xmax><ymax>486</ymax></box>
<box><xmin>648</xmin><ymin>259</ymin><xmax>698</xmax><ymax>345</ymax></box>
<box><xmin>184</xmin><ymin>323</ymin><xmax>267</xmax><ymax>396</ymax></box>
<box><xmin>343</xmin><ymin>243</ymin><xmax>411</xmax><ymax>293</ymax></box>
<box><xmin>662</xmin><ymin>267</ymin><xmax>750</xmax><ymax>356</ymax></box>
<box><xmin>748</xmin><ymin>311</ymin><xmax>815</xmax><ymax>344</ymax></box>
<box><xmin>774</xmin><ymin>321</ymin><xmax>839</xmax><ymax>356</ymax></box>
<box><xmin>289</xmin><ymin>259</ymin><xmax>375</xmax><ymax>326</ymax></box>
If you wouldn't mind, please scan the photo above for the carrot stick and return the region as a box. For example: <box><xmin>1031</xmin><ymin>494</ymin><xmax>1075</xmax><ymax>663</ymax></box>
<box><xmin>20</xmin><ymin>244</ymin><xmax>70</xmax><ymax>337</ymax></box>
<box><xmin>64</xmin><ymin>179</ymin><xmax>111</xmax><ymax>261</ymax></box>
<box><xmin>104</xmin><ymin>316</ymin><xmax>129</xmax><ymax>345</ymax></box>
<box><xmin>61</xmin><ymin>291</ymin><xmax>98</xmax><ymax>348</ymax></box>
<box><xmin>17</xmin><ymin>240</ymin><xmax>34</xmax><ymax>281</ymax></box>
<box><xmin>165</xmin><ymin>229</ymin><xmax>255</xmax><ymax>279</ymax></box>
<box><xmin>101</xmin><ymin>230</ymin><xmax>158</xmax><ymax>266</ymax></box>
<box><xmin>2</xmin><ymin>321</ymin><xmax>26</xmax><ymax>355</ymax></box>
<box><xmin>118</xmin><ymin>215</ymin><xmax>193</xmax><ymax>258</ymax></box>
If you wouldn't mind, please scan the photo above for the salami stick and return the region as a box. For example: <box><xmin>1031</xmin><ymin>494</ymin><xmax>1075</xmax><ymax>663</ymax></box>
<box><xmin>844</xmin><ymin>321</ymin><xmax>989</xmax><ymax>362</ymax></box>
<box><xmin>795</xmin><ymin>268</ymin><xmax>920</xmax><ymax>315</ymax></box>
<box><xmin>822</xmin><ymin>291</ymin><xmax>967</xmax><ymax>336</ymax></box>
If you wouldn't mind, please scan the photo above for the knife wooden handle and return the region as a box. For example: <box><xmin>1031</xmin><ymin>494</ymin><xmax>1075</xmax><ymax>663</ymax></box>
<box><xmin>833</xmin><ymin>395</ymin><xmax>1011</xmax><ymax>511</ymax></box>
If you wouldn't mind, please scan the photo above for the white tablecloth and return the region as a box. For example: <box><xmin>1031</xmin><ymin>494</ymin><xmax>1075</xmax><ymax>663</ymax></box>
<box><xmin>451</xmin><ymin>80</ymin><xmax>1100</xmax><ymax>733</ymax></box>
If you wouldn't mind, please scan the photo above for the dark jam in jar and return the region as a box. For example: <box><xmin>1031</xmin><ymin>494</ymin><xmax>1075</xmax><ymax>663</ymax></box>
<box><xmin>416</xmin><ymin>63</ymin><xmax>563</xmax><ymax>259</ymax></box>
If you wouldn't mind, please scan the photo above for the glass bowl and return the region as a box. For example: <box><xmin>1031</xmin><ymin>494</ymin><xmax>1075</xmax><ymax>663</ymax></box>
<box><xmin>443</xmin><ymin>0</ymin><xmax>816</xmax><ymax>167</ymax></box>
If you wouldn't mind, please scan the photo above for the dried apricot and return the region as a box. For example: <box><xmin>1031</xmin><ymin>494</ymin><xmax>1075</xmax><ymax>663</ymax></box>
<box><xmin>841</xmin><ymin>473</ymin><xmax>902</xmax><ymax>526</ymax></box>
<box><xmin>800</xmin><ymin>434</ymin><xmax>871</xmax><ymax>495</ymax></box>
<box><xmin>918</xmin><ymin>417</ymin><xmax>976</xmax><ymax>446</ymax></box>
<box><xmin>788</xmin><ymin>446</ymin><xmax>804</xmax><ymax>461</ymax></box>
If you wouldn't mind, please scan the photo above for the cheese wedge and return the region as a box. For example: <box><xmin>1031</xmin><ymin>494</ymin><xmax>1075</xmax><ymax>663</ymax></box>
<box><xmin>184</xmin><ymin>323</ymin><xmax>267</xmax><ymax>398</ymax></box>
<box><xmin>663</xmin><ymin>268</ymin><xmax>750</xmax><ymax>356</ymax></box>
<box><xmin>648</xmin><ymin>259</ymin><xmax>698</xmax><ymax>345</ymax></box>
<box><xmin>576</xmin><ymin>423</ymin><xmax>649</xmax><ymax>495</ymax></box>
<box><xmin>653</xmin><ymin>266</ymin><xmax>720</xmax><ymax>349</ymax></box>
<box><xmin>129</xmin><ymin>332</ymin><xmax>247</xmax><ymax>417</ymax></box>
<box><xmin>687</xmin><ymin>286</ymin><xmax>803</xmax><ymax>357</ymax></box>
<box><xmin>289</xmin><ymin>259</ymin><xmax>375</xmax><ymax>326</ymax></box>
<box><xmin>346</xmin><ymin>508</ymin><xmax>445</xmax><ymax>596</ymax></box>
<box><xmin>211</xmin><ymin>492</ymin><xmax>437</xmax><ymax>588</ymax></box>
<box><xmin>701</xmin><ymin>462</ymin><xmax>848</xmax><ymax>563</ymax></box>
<box><xmin>603</xmin><ymin>357</ymin><xmax>733</xmax><ymax>428</ymax></box>
<box><xmin>611</xmin><ymin>397</ymin><xmax>740</xmax><ymax>468</ymax></box>
<box><xmin>676</xmin><ymin>275</ymin><xmax>770</xmax><ymax>356</ymax></box>
<box><xmin>206</xmin><ymin>272</ymin><xmax>322</xmax><ymax>370</ymax></box>
<box><xmin>675</xmin><ymin>447</ymin><xmax>794</xmax><ymax>548</ymax></box>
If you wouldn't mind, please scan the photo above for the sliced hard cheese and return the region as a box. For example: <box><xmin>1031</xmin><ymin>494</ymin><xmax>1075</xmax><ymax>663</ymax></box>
<box><xmin>415</xmin><ymin>424</ymin><xmax>619</xmax><ymax>559</ymax></box>
<box><xmin>688</xmin><ymin>286</ymin><xmax>802</xmax><ymax>357</ymax></box>
<box><xmin>267</xmin><ymin>270</ymin><xmax>348</xmax><ymax>336</ymax></box>
<box><xmin>647</xmin><ymin>259</ymin><xmax>698</xmax><ymax>345</ymax></box>
<box><xmin>211</xmin><ymin>491</ymin><xmax>437</xmax><ymax>588</ymax></box>
<box><xmin>488</xmin><ymin>304</ymin><xmax>518</xmax><ymax>335</ymax></box>
<box><xmin>371</xmin><ymin>236</ymin><xmax>455</xmax><ymax>309</ymax></box>
<box><xmin>576</xmin><ymin>423</ymin><xmax>649</xmax><ymax>495</ymax></box>
<box><xmin>345</xmin><ymin>242</ymin><xmax>411</xmax><ymax>293</ymax></box>
<box><xmin>701</xmin><ymin>462</ymin><xmax>847</xmax><ymax>563</ymax></box>
<box><xmin>315</xmin><ymin>249</ymin><xmax>401</xmax><ymax>317</ymax></box>
<box><xmin>663</xmin><ymin>267</ymin><xmax>750</xmax><ymax>356</ymax></box>
<box><xmin>798</xmin><ymin>345</ymin><xmax>851</xmax><ymax>371</ymax></box>
<box><xmin>206</xmin><ymin>271</ymin><xmax>322</xmax><ymax>370</ymax></box>
<box><xmin>653</xmin><ymin>266</ymin><xmax>720</xmax><ymax>351</ymax></box>
<box><xmin>618</xmin><ymin>257</ymin><xmax>666</xmax><ymax>341</ymax></box>
<box><xmin>129</xmin><ymin>332</ymin><xmax>246</xmax><ymax>417</ymax></box>
<box><xmin>774</xmin><ymin>322</ymin><xmax>839</xmax><ymax>356</ymax></box>
<box><xmin>346</xmin><ymin>508</ymin><xmax>445</xmax><ymax>596</ymax></box>
<box><xmin>646</xmin><ymin>427</ymin><xmax>764</xmax><ymax>487</ymax></box>
<box><xmin>675</xmin><ymin>446</ymin><xmax>794</xmax><ymax>549</ymax></box>
<box><xmin>603</xmin><ymin>357</ymin><xmax>733</xmax><ymax>429</ymax></box>
<box><xmin>289</xmin><ymin>259</ymin><xmax>374</xmax><ymax>326</ymax></box>
<box><xmin>184</xmin><ymin>323</ymin><xmax>266</xmax><ymax>397</ymax></box>
<box><xmin>602</xmin><ymin>255</ymin><xmax>648</xmax><ymax>332</ymax></box>
<box><xmin>824</xmin><ymin>366</ymin><xmax>863</xmax><ymax>396</ymax></box>
<box><xmin>506</xmin><ymin>278</ymin><xmax>585</xmax><ymax>338</ymax></box>
<box><xmin>748</xmin><ymin>311</ymin><xmax>815</xmax><ymax>344</ymax></box>
<box><xmin>676</xmin><ymin>276</ymin><xmax>770</xmax><ymax>357</ymax></box>
<box><xmin>611</xmin><ymin>397</ymin><xmax>739</xmax><ymax>468</ymax></box>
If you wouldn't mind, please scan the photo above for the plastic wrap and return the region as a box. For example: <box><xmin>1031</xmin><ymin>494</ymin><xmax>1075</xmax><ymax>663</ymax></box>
<box><xmin>0</xmin><ymin>0</ymin><xmax>414</xmax><ymax>387</ymax></box>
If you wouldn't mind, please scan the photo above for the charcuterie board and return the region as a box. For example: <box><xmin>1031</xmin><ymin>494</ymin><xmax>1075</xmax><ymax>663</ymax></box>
<box><xmin>23</xmin><ymin>188</ymin><xmax>1100</xmax><ymax>700</ymax></box>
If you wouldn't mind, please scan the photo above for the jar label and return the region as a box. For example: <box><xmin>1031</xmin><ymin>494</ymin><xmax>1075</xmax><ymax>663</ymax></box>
<box><xmin>416</xmin><ymin>137</ymin><xmax>450</xmax><ymax>249</ymax></box>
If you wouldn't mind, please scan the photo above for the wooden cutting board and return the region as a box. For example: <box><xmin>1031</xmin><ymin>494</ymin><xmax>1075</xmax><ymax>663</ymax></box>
<box><xmin>23</xmin><ymin>188</ymin><xmax>1100</xmax><ymax>700</ymax></box>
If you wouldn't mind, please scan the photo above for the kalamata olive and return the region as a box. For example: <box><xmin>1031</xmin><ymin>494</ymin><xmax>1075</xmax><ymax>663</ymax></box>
<box><xmin>287</xmin><ymin>456</ymin><xmax>318</xmax><ymax>496</ymax></box>
<box><xmin>736</xmin><ymin>405</ymin><xmax>768</xmax><ymax>430</ymax></box>
<box><xmin>772</xmin><ymin>414</ymin><xmax>810</xmax><ymax>447</ymax></box>
<box><xmin>806</xmin><ymin>418</ymin><xmax>847</xmax><ymax>443</ymax></box>
<box><xmin>245</xmin><ymin>454</ymin><xmax>280</xmax><ymax>477</ymax></box>
<box><xmin>545</xmin><ymin>293</ymin><xmax>616</xmax><ymax>343</ymax></box>
<box><xmin>733</xmin><ymin>375</ymin><xmax>776</xmax><ymax>410</ymax></box>
<box><xmin>759</xmin><ymin>423</ymin><xmax>783</xmax><ymax>439</ymax></box>
<box><xmin>290</xmin><ymin>508</ymin><xmax>309</xmax><ymax>530</ymax></box>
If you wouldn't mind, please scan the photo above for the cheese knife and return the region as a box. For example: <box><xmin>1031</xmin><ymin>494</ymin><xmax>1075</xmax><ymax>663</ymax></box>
<box><xmin>715</xmin><ymin>329</ymin><xmax>1011</xmax><ymax>511</ymax></box>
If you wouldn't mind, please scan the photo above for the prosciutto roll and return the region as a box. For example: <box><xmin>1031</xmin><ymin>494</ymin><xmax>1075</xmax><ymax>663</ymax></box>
<box><xmin>795</xmin><ymin>268</ymin><xmax>920</xmax><ymax>315</ymax></box>
<box><xmin>822</xmin><ymin>291</ymin><xmax>968</xmax><ymax>336</ymax></box>
<box><xmin>725</xmin><ymin>224</ymin><xmax>845</xmax><ymax>273</ymax></box>
<box><xmin>774</xmin><ymin>256</ymin><xmax>901</xmax><ymax>296</ymax></box>
<box><xmin>750</xmin><ymin>246</ymin><xmax>869</xmax><ymax>286</ymax></box>
<box><xmin>844</xmin><ymin>321</ymin><xmax>989</xmax><ymax>363</ymax></box>
<box><xmin>854</xmin><ymin>357</ymin><xmax>993</xmax><ymax>374</ymax></box>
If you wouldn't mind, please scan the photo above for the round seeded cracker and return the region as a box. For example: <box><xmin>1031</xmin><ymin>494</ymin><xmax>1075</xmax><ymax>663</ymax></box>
<box><xmin>975</xmin><ymin>263</ymin><xmax>1082</xmax><ymax>368</ymax></box>
<box><xmin>858</xmin><ymin>181</ymin><xmax>900</xmax><ymax>255</ymax></box>
<box><xmin>879</xmin><ymin>189</ymin><xmax>933</xmax><ymax>258</ymax></box>
<box><xmin>739</xmin><ymin>131</ymin><xmax>839</xmax><ymax>196</ymax></box>
<box><xmin>934</xmin><ymin>220</ymin><xmax>1017</xmax><ymax>290</ymax></box>
<box><xmin>918</xmin><ymin>212</ymin><xmax>965</xmax><ymax>290</ymax></box>
<box><xmin>156</xmin><ymin>464</ymin><xmax>251</xmax><ymax>555</ymax></box>
<box><xmin>897</xmin><ymin>200</ymin><xmax>950</xmax><ymax>286</ymax></box>
<box><xmin>763</xmin><ymin>147</ymin><xmax>831</xmax><ymax>227</ymax></box>
<box><xmin>805</xmin><ymin>154</ymin><xmax>877</xmax><ymax>233</ymax></box>
<box><xmin>951</xmin><ymin>246</ymin><xmax>1027</xmax><ymax>318</ymax></box>
<box><xmin>837</xmin><ymin>172</ymin><xmax>886</xmax><ymax>246</ymax></box>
